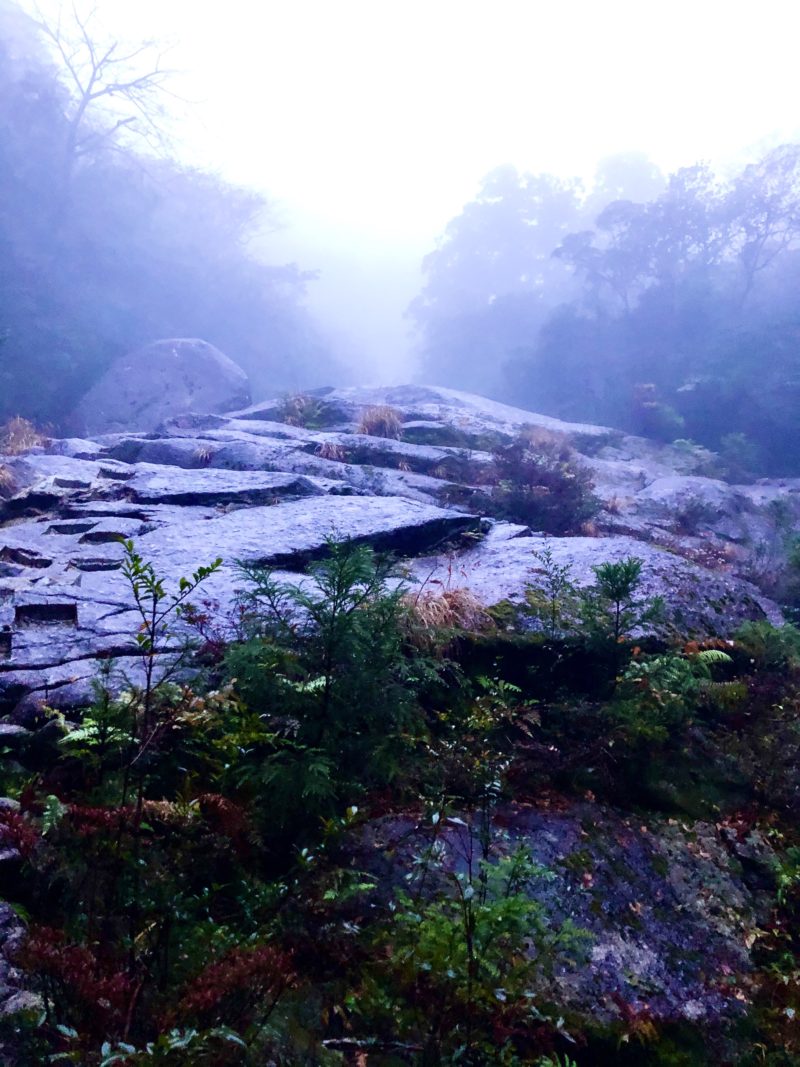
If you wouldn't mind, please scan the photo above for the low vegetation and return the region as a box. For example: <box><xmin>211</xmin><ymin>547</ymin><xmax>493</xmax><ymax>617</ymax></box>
<box><xmin>0</xmin><ymin>416</ymin><xmax>48</xmax><ymax>455</ymax></box>
<box><xmin>357</xmin><ymin>405</ymin><xmax>403</xmax><ymax>439</ymax></box>
<box><xmin>489</xmin><ymin>429</ymin><xmax>600</xmax><ymax>534</ymax></box>
<box><xmin>315</xmin><ymin>440</ymin><xmax>347</xmax><ymax>462</ymax></box>
<box><xmin>2</xmin><ymin>537</ymin><xmax>800</xmax><ymax>1065</ymax></box>
<box><xmin>274</xmin><ymin>392</ymin><xmax>328</xmax><ymax>429</ymax></box>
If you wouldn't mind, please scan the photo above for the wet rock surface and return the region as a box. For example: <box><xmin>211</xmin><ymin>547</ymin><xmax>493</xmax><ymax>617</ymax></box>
<box><xmin>353</xmin><ymin>799</ymin><xmax>771</xmax><ymax>1024</ymax></box>
<box><xmin>1</xmin><ymin>383</ymin><xmax>796</xmax><ymax>716</ymax></box>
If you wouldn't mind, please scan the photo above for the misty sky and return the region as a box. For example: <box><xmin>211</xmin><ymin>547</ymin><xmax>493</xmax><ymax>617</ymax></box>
<box><xmin>25</xmin><ymin>0</ymin><xmax>800</xmax><ymax>375</ymax></box>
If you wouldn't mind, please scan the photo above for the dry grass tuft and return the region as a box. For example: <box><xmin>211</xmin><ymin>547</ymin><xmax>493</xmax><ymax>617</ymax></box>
<box><xmin>518</xmin><ymin>424</ymin><xmax>567</xmax><ymax>450</ymax></box>
<box><xmin>357</xmin><ymin>405</ymin><xmax>403</xmax><ymax>439</ymax></box>
<box><xmin>0</xmin><ymin>416</ymin><xmax>48</xmax><ymax>455</ymax></box>
<box><xmin>604</xmin><ymin>494</ymin><xmax>624</xmax><ymax>515</ymax></box>
<box><xmin>0</xmin><ymin>464</ymin><xmax>16</xmax><ymax>498</ymax></box>
<box><xmin>315</xmin><ymin>441</ymin><xmax>346</xmax><ymax>462</ymax></box>
<box><xmin>276</xmin><ymin>393</ymin><xmax>324</xmax><ymax>428</ymax></box>
<box><xmin>402</xmin><ymin>586</ymin><xmax>493</xmax><ymax>651</ymax></box>
<box><xmin>193</xmin><ymin>445</ymin><xmax>216</xmax><ymax>466</ymax></box>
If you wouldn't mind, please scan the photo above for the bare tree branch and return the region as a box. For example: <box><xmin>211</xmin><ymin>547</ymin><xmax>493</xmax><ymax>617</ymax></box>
<box><xmin>31</xmin><ymin>0</ymin><xmax>180</xmax><ymax>203</ymax></box>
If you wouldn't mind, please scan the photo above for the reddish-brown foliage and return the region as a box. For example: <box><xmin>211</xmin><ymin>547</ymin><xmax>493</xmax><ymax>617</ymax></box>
<box><xmin>0</xmin><ymin>808</ymin><xmax>38</xmax><ymax>857</ymax></box>
<box><xmin>197</xmin><ymin>792</ymin><xmax>250</xmax><ymax>853</ymax></box>
<box><xmin>683</xmin><ymin>638</ymin><xmax>735</xmax><ymax>655</ymax></box>
<box><xmin>172</xmin><ymin>944</ymin><xmax>295</xmax><ymax>1028</ymax></box>
<box><xmin>67</xmin><ymin>803</ymin><xmax>133</xmax><ymax>836</ymax></box>
<box><xmin>17</xmin><ymin>926</ymin><xmax>132</xmax><ymax>1035</ymax></box>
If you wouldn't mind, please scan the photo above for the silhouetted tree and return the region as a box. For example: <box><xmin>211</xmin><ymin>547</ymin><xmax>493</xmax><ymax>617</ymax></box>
<box><xmin>415</xmin><ymin>144</ymin><xmax>800</xmax><ymax>473</ymax></box>
<box><xmin>33</xmin><ymin>2</ymin><xmax>173</xmax><ymax>216</ymax></box>
<box><xmin>0</xmin><ymin>0</ymin><xmax>337</xmax><ymax>424</ymax></box>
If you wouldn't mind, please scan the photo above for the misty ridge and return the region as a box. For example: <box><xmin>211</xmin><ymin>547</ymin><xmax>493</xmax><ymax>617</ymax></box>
<box><xmin>414</xmin><ymin>151</ymin><xmax>800</xmax><ymax>476</ymax></box>
<box><xmin>1</xmin><ymin>0</ymin><xmax>799</xmax><ymax>480</ymax></box>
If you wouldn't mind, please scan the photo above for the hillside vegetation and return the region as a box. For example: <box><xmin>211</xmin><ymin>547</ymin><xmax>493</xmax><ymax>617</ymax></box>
<box><xmin>1</xmin><ymin>389</ymin><xmax>799</xmax><ymax>1065</ymax></box>
<box><xmin>414</xmin><ymin>153</ymin><xmax>800</xmax><ymax>474</ymax></box>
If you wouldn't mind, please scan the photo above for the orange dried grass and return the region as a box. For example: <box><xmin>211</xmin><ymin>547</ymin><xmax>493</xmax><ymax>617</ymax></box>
<box><xmin>0</xmin><ymin>464</ymin><xmax>15</xmax><ymax>498</ymax></box>
<box><xmin>402</xmin><ymin>586</ymin><xmax>493</xmax><ymax>650</ymax></box>
<box><xmin>0</xmin><ymin>416</ymin><xmax>48</xmax><ymax>455</ymax></box>
<box><xmin>316</xmin><ymin>440</ymin><xmax>347</xmax><ymax>461</ymax></box>
<box><xmin>357</xmin><ymin>405</ymin><xmax>403</xmax><ymax>439</ymax></box>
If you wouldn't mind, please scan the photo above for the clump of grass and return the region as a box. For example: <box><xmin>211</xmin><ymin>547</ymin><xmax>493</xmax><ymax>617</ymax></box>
<box><xmin>0</xmin><ymin>416</ymin><xmax>48</xmax><ymax>455</ymax></box>
<box><xmin>276</xmin><ymin>393</ymin><xmax>325</xmax><ymax>428</ymax></box>
<box><xmin>402</xmin><ymin>585</ymin><xmax>493</xmax><ymax>652</ymax></box>
<box><xmin>357</xmin><ymin>405</ymin><xmax>403</xmax><ymax>439</ymax></box>
<box><xmin>0</xmin><ymin>464</ymin><xmax>16</xmax><ymax>498</ymax></box>
<box><xmin>315</xmin><ymin>441</ymin><xmax>346</xmax><ymax>461</ymax></box>
<box><xmin>193</xmin><ymin>444</ymin><xmax>216</xmax><ymax>466</ymax></box>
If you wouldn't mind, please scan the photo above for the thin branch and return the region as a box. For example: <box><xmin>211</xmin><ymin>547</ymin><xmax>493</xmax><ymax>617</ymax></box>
<box><xmin>34</xmin><ymin>0</ymin><xmax>179</xmax><ymax>179</ymax></box>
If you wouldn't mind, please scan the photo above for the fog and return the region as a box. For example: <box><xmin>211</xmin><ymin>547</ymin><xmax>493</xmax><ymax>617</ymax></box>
<box><xmin>3</xmin><ymin>0</ymin><xmax>800</xmax><ymax>469</ymax></box>
<box><xmin>7</xmin><ymin>5</ymin><xmax>800</xmax><ymax>1054</ymax></box>
<box><xmin>21</xmin><ymin>0</ymin><xmax>800</xmax><ymax>377</ymax></box>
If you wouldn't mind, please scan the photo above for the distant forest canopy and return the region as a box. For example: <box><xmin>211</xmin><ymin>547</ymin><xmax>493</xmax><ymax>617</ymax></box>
<box><xmin>412</xmin><ymin>150</ymin><xmax>800</xmax><ymax>475</ymax></box>
<box><xmin>0</xmin><ymin>0</ymin><xmax>340</xmax><ymax>427</ymax></box>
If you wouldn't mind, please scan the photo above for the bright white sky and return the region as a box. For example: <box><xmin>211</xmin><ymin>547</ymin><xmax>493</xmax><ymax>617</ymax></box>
<box><xmin>24</xmin><ymin>0</ymin><xmax>800</xmax><ymax>373</ymax></box>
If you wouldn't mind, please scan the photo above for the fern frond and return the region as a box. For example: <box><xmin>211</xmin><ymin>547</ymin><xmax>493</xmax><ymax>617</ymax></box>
<box><xmin>694</xmin><ymin>649</ymin><xmax>733</xmax><ymax>665</ymax></box>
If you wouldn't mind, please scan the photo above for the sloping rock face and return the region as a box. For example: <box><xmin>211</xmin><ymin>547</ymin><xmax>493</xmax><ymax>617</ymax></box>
<box><xmin>407</xmin><ymin>526</ymin><xmax>776</xmax><ymax>638</ymax></box>
<box><xmin>352</xmin><ymin>800</ymin><xmax>772</xmax><ymax>1025</ymax></box>
<box><xmin>0</xmin><ymin>383</ymin><xmax>797</xmax><ymax>717</ymax></box>
<box><xmin>70</xmin><ymin>339</ymin><xmax>251</xmax><ymax>435</ymax></box>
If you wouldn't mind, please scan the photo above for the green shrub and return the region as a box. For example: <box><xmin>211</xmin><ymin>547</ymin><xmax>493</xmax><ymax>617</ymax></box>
<box><xmin>490</xmin><ymin>431</ymin><xmax>599</xmax><ymax>534</ymax></box>
<box><xmin>735</xmin><ymin>620</ymin><xmax>800</xmax><ymax>671</ymax></box>
<box><xmin>522</xmin><ymin>545</ymin><xmax>580</xmax><ymax>638</ymax></box>
<box><xmin>357</xmin><ymin>843</ymin><xmax>586</xmax><ymax>1064</ymax></box>
<box><xmin>229</xmin><ymin>538</ymin><xmax>436</xmax><ymax>822</ymax></box>
<box><xmin>582</xmin><ymin>556</ymin><xmax>664</xmax><ymax>644</ymax></box>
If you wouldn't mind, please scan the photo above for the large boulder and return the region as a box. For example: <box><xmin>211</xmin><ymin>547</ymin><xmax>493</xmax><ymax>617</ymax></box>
<box><xmin>71</xmin><ymin>339</ymin><xmax>251</xmax><ymax>434</ymax></box>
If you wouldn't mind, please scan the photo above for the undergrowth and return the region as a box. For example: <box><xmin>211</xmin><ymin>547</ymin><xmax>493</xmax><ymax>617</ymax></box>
<box><xmin>489</xmin><ymin>428</ymin><xmax>600</xmax><ymax>535</ymax></box>
<box><xmin>2</xmin><ymin>538</ymin><xmax>800</xmax><ymax>1065</ymax></box>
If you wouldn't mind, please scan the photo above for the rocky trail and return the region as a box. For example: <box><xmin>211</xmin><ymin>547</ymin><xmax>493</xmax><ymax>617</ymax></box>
<box><xmin>0</xmin><ymin>382</ymin><xmax>797</xmax><ymax>722</ymax></box>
